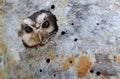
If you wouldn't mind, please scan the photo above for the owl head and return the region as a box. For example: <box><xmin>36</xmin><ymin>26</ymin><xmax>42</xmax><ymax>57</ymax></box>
<box><xmin>18</xmin><ymin>10</ymin><xmax>58</xmax><ymax>47</ymax></box>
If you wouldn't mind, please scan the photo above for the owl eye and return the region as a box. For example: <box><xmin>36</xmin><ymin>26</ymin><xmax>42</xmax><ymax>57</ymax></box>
<box><xmin>25</xmin><ymin>26</ymin><xmax>33</xmax><ymax>33</ymax></box>
<box><xmin>42</xmin><ymin>21</ymin><xmax>49</xmax><ymax>28</ymax></box>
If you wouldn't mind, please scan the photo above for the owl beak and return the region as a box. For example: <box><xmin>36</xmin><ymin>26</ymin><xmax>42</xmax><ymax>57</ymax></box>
<box><xmin>38</xmin><ymin>34</ymin><xmax>42</xmax><ymax>41</ymax></box>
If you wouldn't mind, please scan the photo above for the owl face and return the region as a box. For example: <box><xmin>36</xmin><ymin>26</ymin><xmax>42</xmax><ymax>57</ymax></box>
<box><xmin>18</xmin><ymin>10</ymin><xmax>58</xmax><ymax>47</ymax></box>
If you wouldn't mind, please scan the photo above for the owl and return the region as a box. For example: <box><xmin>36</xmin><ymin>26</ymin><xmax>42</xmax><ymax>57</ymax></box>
<box><xmin>18</xmin><ymin>10</ymin><xmax>58</xmax><ymax>47</ymax></box>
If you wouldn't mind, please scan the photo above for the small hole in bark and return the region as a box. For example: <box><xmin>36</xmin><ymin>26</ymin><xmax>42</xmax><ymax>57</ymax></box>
<box><xmin>90</xmin><ymin>69</ymin><xmax>94</xmax><ymax>73</ymax></box>
<box><xmin>96</xmin><ymin>71</ymin><xmax>101</xmax><ymax>76</ymax></box>
<box><xmin>74</xmin><ymin>38</ymin><xmax>78</xmax><ymax>42</ymax></box>
<box><xmin>53</xmin><ymin>74</ymin><xmax>56</xmax><ymax>77</ymax></box>
<box><xmin>61</xmin><ymin>31</ymin><xmax>66</xmax><ymax>35</ymax></box>
<box><xmin>51</xmin><ymin>5</ymin><xmax>55</xmax><ymax>9</ymax></box>
<box><xmin>71</xmin><ymin>23</ymin><xmax>74</xmax><ymax>25</ymax></box>
<box><xmin>46</xmin><ymin>58</ymin><xmax>50</xmax><ymax>63</ymax></box>
<box><xmin>40</xmin><ymin>69</ymin><xmax>42</xmax><ymax>72</ymax></box>
<box><xmin>97</xmin><ymin>23</ymin><xmax>99</xmax><ymax>25</ymax></box>
<box><xmin>69</xmin><ymin>61</ymin><xmax>72</xmax><ymax>63</ymax></box>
